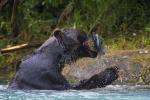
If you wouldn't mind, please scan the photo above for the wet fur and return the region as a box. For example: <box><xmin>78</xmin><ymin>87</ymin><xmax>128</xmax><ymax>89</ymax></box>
<box><xmin>8</xmin><ymin>28</ymin><xmax>119</xmax><ymax>90</ymax></box>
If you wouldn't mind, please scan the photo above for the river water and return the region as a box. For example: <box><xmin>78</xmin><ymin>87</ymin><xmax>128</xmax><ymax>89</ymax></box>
<box><xmin>0</xmin><ymin>85</ymin><xmax>150</xmax><ymax>100</ymax></box>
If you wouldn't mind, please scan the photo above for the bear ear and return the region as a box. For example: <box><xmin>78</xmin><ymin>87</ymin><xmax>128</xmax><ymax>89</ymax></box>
<box><xmin>53</xmin><ymin>28</ymin><xmax>62</xmax><ymax>38</ymax></box>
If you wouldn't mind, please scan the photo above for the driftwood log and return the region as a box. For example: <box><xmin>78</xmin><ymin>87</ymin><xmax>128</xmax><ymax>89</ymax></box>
<box><xmin>0</xmin><ymin>43</ymin><xmax>42</xmax><ymax>53</ymax></box>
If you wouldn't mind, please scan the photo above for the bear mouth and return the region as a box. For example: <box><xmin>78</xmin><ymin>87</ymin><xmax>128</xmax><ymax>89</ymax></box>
<box><xmin>82</xmin><ymin>40</ymin><xmax>98</xmax><ymax>58</ymax></box>
<box><xmin>75</xmin><ymin>40</ymin><xmax>98</xmax><ymax>58</ymax></box>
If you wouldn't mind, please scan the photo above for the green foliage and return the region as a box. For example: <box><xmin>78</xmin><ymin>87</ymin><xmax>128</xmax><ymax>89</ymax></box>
<box><xmin>0</xmin><ymin>18</ymin><xmax>10</xmax><ymax>35</ymax></box>
<box><xmin>0</xmin><ymin>0</ymin><xmax>149</xmax><ymax>43</ymax></box>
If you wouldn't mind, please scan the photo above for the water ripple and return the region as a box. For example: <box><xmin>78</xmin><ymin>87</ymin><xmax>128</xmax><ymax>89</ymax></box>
<box><xmin>0</xmin><ymin>85</ymin><xmax>150</xmax><ymax>100</ymax></box>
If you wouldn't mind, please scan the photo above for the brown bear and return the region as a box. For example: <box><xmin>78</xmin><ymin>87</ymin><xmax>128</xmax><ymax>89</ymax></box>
<box><xmin>8</xmin><ymin>28</ymin><xmax>118</xmax><ymax>90</ymax></box>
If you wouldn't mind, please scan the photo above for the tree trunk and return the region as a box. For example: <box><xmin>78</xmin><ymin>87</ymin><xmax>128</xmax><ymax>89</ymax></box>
<box><xmin>0</xmin><ymin>0</ymin><xmax>8</xmax><ymax>11</ymax></box>
<box><xmin>11</xmin><ymin>0</ymin><xmax>19</xmax><ymax>37</ymax></box>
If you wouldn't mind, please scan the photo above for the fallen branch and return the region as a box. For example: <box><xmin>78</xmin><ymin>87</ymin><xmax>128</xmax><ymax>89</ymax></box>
<box><xmin>0</xmin><ymin>43</ymin><xmax>42</xmax><ymax>53</ymax></box>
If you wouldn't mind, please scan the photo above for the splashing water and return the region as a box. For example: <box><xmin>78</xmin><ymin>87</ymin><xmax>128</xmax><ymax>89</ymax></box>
<box><xmin>0</xmin><ymin>85</ymin><xmax>150</xmax><ymax>100</ymax></box>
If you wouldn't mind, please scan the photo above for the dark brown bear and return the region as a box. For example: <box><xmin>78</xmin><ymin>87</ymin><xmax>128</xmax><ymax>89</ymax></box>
<box><xmin>8</xmin><ymin>28</ymin><xmax>118</xmax><ymax>90</ymax></box>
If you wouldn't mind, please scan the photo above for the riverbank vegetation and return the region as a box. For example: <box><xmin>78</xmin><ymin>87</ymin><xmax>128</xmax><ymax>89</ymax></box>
<box><xmin>0</xmin><ymin>0</ymin><xmax>150</xmax><ymax>83</ymax></box>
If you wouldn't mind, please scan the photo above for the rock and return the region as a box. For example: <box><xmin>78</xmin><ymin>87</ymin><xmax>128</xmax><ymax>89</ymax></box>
<box><xmin>63</xmin><ymin>55</ymin><xmax>144</xmax><ymax>85</ymax></box>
